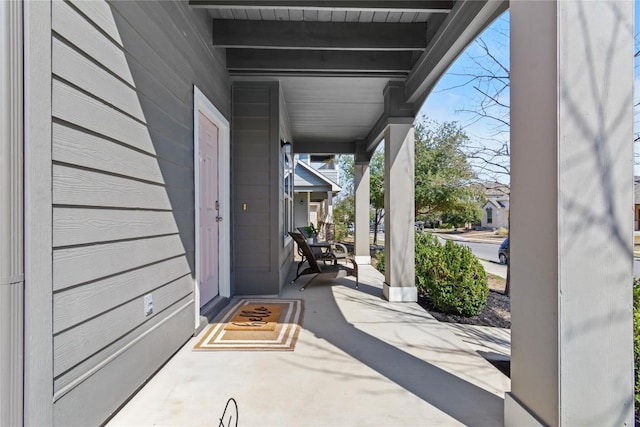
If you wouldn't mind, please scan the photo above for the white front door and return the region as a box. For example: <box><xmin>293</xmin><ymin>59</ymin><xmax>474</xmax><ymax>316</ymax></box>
<box><xmin>198</xmin><ymin>111</ymin><xmax>219</xmax><ymax>306</ymax></box>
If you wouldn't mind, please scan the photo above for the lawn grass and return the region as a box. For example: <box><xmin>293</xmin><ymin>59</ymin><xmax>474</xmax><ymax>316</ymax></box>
<box><xmin>487</xmin><ymin>272</ymin><xmax>507</xmax><ymax>294</ymax></box>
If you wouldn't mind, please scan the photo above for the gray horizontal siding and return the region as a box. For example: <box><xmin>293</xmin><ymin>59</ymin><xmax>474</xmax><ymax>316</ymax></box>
<box><xmin>53</xmin><ymin>164</ymin><xmax>173</xmax><ymax>209</ymax></box>
<box><xmin>232</xmin><ymin>83</ymin><xmax>281</xmax><ymax>294</ymax></box>
<box><xmin>53</xmin><ymin>300</ymin><xmax>194</xmax><ymax>427</ymax></box>
<box><xmin>53</xmin><ymin>208</ymin><xmax>179</xmax><ymax>247</ymax></box>
<box><xmin>232</xmin><ymin>81</ymin><xmax>294</xmax><ymax>294</ymax></box>
<box><xmin>53</xmin><ymin>234</ymin><xmax>186</xmax><ymax>291</ymax></box>
<box><xmin>319</xmin><ymin>169</ymin><xmax>339</xmax><ymax>184</ymax></box>
<box><xmin>294</xmin><ymin>166</ymin><xmax>333</xmax><ymax>189</ymax></box>
<box><xmin>53</xmin><ymin>123</ymin><xmax>164</xmax><ymax>184</ymax></box>
<box><xmin>50</xmin><ymin>0</ymin><xmax>229</xmax><ymax>424</ymax></box>
<box><xmin>53</xmin><ymin>256</ymin><xmax>191</xmax><ymax>333</ymax></box>
<box><xmin>54</xmin><ymin>275</ymin><xmax>192</xmax><ymax>377</ymax></box>
<box><xmin>52</xmin><ymin>79</ymin><xmax>155</xmax><ymax>155</ymax></box>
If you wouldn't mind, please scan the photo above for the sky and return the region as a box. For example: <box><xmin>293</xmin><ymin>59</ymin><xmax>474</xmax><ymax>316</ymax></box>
<box><xmin>419</xmin><ymin>4</ymin><xmax>640</xmax><ymax>181</ymax></box>
<box><xmin>420</xmin><ymin>13</ymin><xmax>509</xmax><ymax>136</ymax></box>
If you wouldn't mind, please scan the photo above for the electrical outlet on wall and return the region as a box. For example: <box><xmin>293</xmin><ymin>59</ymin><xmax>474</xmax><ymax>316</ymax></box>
<box><xmin>144</xmin><ymin>293</ymin><xmax>153</xmax><ymax>316</ymax></box>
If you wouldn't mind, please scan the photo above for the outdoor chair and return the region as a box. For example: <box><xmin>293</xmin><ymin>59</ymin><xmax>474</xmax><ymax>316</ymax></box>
<box><xmin>289</xmin><ymin>232</ymin><xmax>358</xmax><ymax>291</ymax></box>
<box><xmin>297</xmin><ymin>224</ymin><xmax>319</xmax><ymax>241</ymax></box>
<box><xmin>295</xmin><ymin>226</ymin><xmax>348</xmax><ymax>265</ymax></box>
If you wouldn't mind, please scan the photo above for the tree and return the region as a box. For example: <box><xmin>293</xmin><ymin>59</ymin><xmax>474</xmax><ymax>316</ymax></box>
<box><xmin>336</xmin><ymin>155</ymin><xmax>354</xmax><ymax>196</ymax></box>
<box><xmin>333</xmin><ymin>193</ymin><xmax>354</xmax><ymax>241</ymax></box>
<box><xmin>442</xmin><ymin>15</ymin><xmax>511</xmax><ymax>186</ymax></box>
<box><xmin>437</xmin><ymin>16</ymin><xmax>512</xmax><ymax>295</ymax></box>
<box><xmin>336</xmin><ymin>120</ymin><xmax>483</xmax><ymax>246</ymax></box>
<box><xmin>336</xmin><ymin>152</ymin><xmax>386</xmax><ymax>245</ymax></box>
<box><xmin>369</xmin><ymin>151</ymin><xmax>385</xmax><ymax>245</ymax></box>
<box><xmin>414</xmin><ymin>120</ymin><xmax>483</xmax><ymax>225</ymax></box>
<box><xmin>331</xmin><ymin>155</ymin><xmax>355</xmax><ymax>241</ymax></box>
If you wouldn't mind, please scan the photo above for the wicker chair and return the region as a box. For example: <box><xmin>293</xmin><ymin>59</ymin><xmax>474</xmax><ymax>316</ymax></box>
<box><xmin>289</xmin><ymin>232</ymin><xmax>358</xmax><ymax>291</ymax></box>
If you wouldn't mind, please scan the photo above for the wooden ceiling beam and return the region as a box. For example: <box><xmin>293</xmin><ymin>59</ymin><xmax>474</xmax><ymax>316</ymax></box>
<box><xmin>227</xmin><ymin>49</ymin><xmax>414</xmax><ymax>73</ymax></box>
<box><xmin>213</xmin><ymin>20</ymin><xmax>427</xmax><ymax>51</ymax></box>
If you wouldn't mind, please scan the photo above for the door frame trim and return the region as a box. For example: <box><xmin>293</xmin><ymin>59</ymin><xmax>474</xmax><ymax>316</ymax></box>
<box><xmin>193</xmin><ymin>86</ymin><xmax>231</xmax><ymax>327</ymax></box>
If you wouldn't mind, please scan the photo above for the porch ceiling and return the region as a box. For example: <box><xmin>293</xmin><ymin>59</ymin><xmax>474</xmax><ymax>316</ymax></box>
<box><xmin>190</xmin><ymin>0</ymin><xmax>507</xmax><ymax>154</ymax></box>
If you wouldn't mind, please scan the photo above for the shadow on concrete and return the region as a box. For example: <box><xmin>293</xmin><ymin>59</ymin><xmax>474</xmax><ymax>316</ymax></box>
<box><xmin>287</xmin><ymin>271</ymin><xmax>506</xmax><ymax>426</ymax></box>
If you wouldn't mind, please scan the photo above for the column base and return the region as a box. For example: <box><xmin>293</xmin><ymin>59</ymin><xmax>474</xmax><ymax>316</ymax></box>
<box><xmin>504</xmin><ymin>393</ymin><xmax>545</xmax><ymax>427</ymax></box>
<box><xmin>354</xmin><ymin>255</ymin><xmax>371</xmax><ymax>265</ymax></box>
<box><xmin>383</xmin><ymin>283</ymin><xmax>417</xmax><ymax>302</ymax></box>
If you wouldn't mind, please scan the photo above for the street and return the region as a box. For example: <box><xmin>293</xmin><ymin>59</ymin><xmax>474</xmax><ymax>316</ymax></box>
<box><xmin>454</xmin><ymin>236</ymin><xmax>640</xmax><ymax>278</ymax></box>
<box><xmin>455</xmin><ymin>240</ymin><xmax>502</xmax><ymax>264</ymax></box>
<box><xmin>374</xmin><ymin>232</ymin><xmax>640</xmax><ymax>279</ymax></box>
<box><xmin>434</xmin><ymin>235</ymin><xmax>507</xmax><ymax>278</ymax></box>
<box><xmin>435</xmin><ymin>236</ymin><xmax>502</xmax><ymax>263</ymax></box>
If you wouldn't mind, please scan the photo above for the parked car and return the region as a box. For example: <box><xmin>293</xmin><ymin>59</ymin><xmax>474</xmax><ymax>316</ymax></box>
<box><xmin>499</xmin><ymin>238</ymin><xmax>509</xmax><ymax>264</ymax></box>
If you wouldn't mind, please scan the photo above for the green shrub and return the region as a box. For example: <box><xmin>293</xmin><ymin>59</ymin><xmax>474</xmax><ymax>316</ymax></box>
<box><xmin>375</xmin><ymin>251</ymin><xmax>385</xmax><ymax>274</ymax></box>
<box><xmin>415</xmin><ymin>233</ymin><xmax>488</xmax><ymax>316</ymax></box>
<box><xmin>634</xmin><ymin>278</ymin><xmax>640</xmax><ymax>419</ymax></box>
<box><xmin>334</xmin><ymin>223</ymin><xmax>348</xmax><ymax>242</ymax></box>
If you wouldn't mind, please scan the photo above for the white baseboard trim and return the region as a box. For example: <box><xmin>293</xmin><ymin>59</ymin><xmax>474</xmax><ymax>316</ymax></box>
<box><xmin>504</xmin><ymin>392</ymin><xmax>545</xmax><ymax>427</ymax></box>
<box><xmin>383</xmin><ymin>283</ymin><xmax>417</xmax><ymax>302</ymax></box>
<box><xmin>354</xmin><ymin>255</ymin><xmax>371</xmax><ymax>265</ymax></box>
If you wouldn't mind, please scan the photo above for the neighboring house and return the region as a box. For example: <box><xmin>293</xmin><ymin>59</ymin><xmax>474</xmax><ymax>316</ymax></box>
<box><xmin>481</xmin><ymin>198</ymin><xmax>509</xmax><ymax>229</ymax></box>
<box><xmin>293</xmin><ymin>155</ymin><xmax>341</xmax><ymax>233</ymax></box>
<box><xmin>477</xmin><ymin>182</ymin><xmax>509</xmax><ymax>229</ymax></box>
<box><xmin>1</xmin><ymin>1</ymin><xmax>633</xmax><ymax>426</ymax></box>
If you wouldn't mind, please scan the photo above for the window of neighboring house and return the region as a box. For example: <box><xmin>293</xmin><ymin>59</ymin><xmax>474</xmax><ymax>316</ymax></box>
<box><xmin>310</xmin><ymin>154</ymin><xmax>335</xmax><ymax>169</ymax></box>
<box><xmin>283</xmin><ymin>142</ymin><xmax>293</xmax><ymax>244</ymax></box>
<box><xmin>486</xmin><ymin>207</ymin><xmax>493</xmax><ymax>224</ymax></box>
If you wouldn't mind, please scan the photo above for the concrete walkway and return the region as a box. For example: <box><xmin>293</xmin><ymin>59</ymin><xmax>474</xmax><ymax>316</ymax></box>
<box><xmin>445</xmin><ymin>324</ymin><xmax>510</xmax><ymax>362</ymax></box>
<box><xmin>479</xmin><ymin>260</ymin><xmax>507</xmax><ymax>279</ymax></box>
<box><xmin>107</xmin><ymin>265</ymin><xmax>510</xmax><ymax>427</ymax></box>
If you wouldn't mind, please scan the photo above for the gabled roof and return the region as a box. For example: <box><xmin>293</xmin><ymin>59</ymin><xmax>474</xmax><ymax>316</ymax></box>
<box><xmin>294</xmin><ymin>160</ymin><xmax>341</xmax><ymax>192</ymax></box>
<box><xmin>483</xmin><ymin>198</ymin><xmax>508</xmax><ymax>210</ymax></box>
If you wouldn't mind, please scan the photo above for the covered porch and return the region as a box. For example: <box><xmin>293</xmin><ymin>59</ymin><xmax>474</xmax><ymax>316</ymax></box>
<box><xmin>1</xmin><ymin>0</ymin><xmax>633</xmax><ymax>425</ymax></box>
<box><xmin>107</xmin><ymin>265</ymin><xmax>510</xmax><ymax>426</ymax></box>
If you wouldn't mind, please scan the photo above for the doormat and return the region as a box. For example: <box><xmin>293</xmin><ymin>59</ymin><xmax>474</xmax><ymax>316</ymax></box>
<box><xmin>224</xmin><ymin>303</ymin><xmax>282</xmax><ymax>332</ymax></box>
<box><xmin>194</xmin><ymin>298</ymin><xmax>304</xmax><ymax>351</ymax></box>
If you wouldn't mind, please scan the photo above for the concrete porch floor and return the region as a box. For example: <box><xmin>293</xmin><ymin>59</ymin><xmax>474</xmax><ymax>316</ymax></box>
<box><xmin>107</xmin><ymin>265</ymin><xmax>510</xmax><ymax>427</ymax></box>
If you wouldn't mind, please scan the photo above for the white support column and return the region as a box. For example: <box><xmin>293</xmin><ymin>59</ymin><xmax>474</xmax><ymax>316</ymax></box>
<box><xmin>507</xmin><ymin>1</ymin><xmax>634</xmax><ymax>426</ymax></box>
<box><xmin>354</xmin><ymin>161</ymin><xmax>371</xmax><ymax>264</ymax></box>
<box><xmin>383</xmin><ymin>122</ymin><xmax>416</xmax><ymax>302</ymax></box>
<box><xmin>326</xmin><ymin>190</ymin><xmax>333</xmax><ymax>224</ymax></box>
